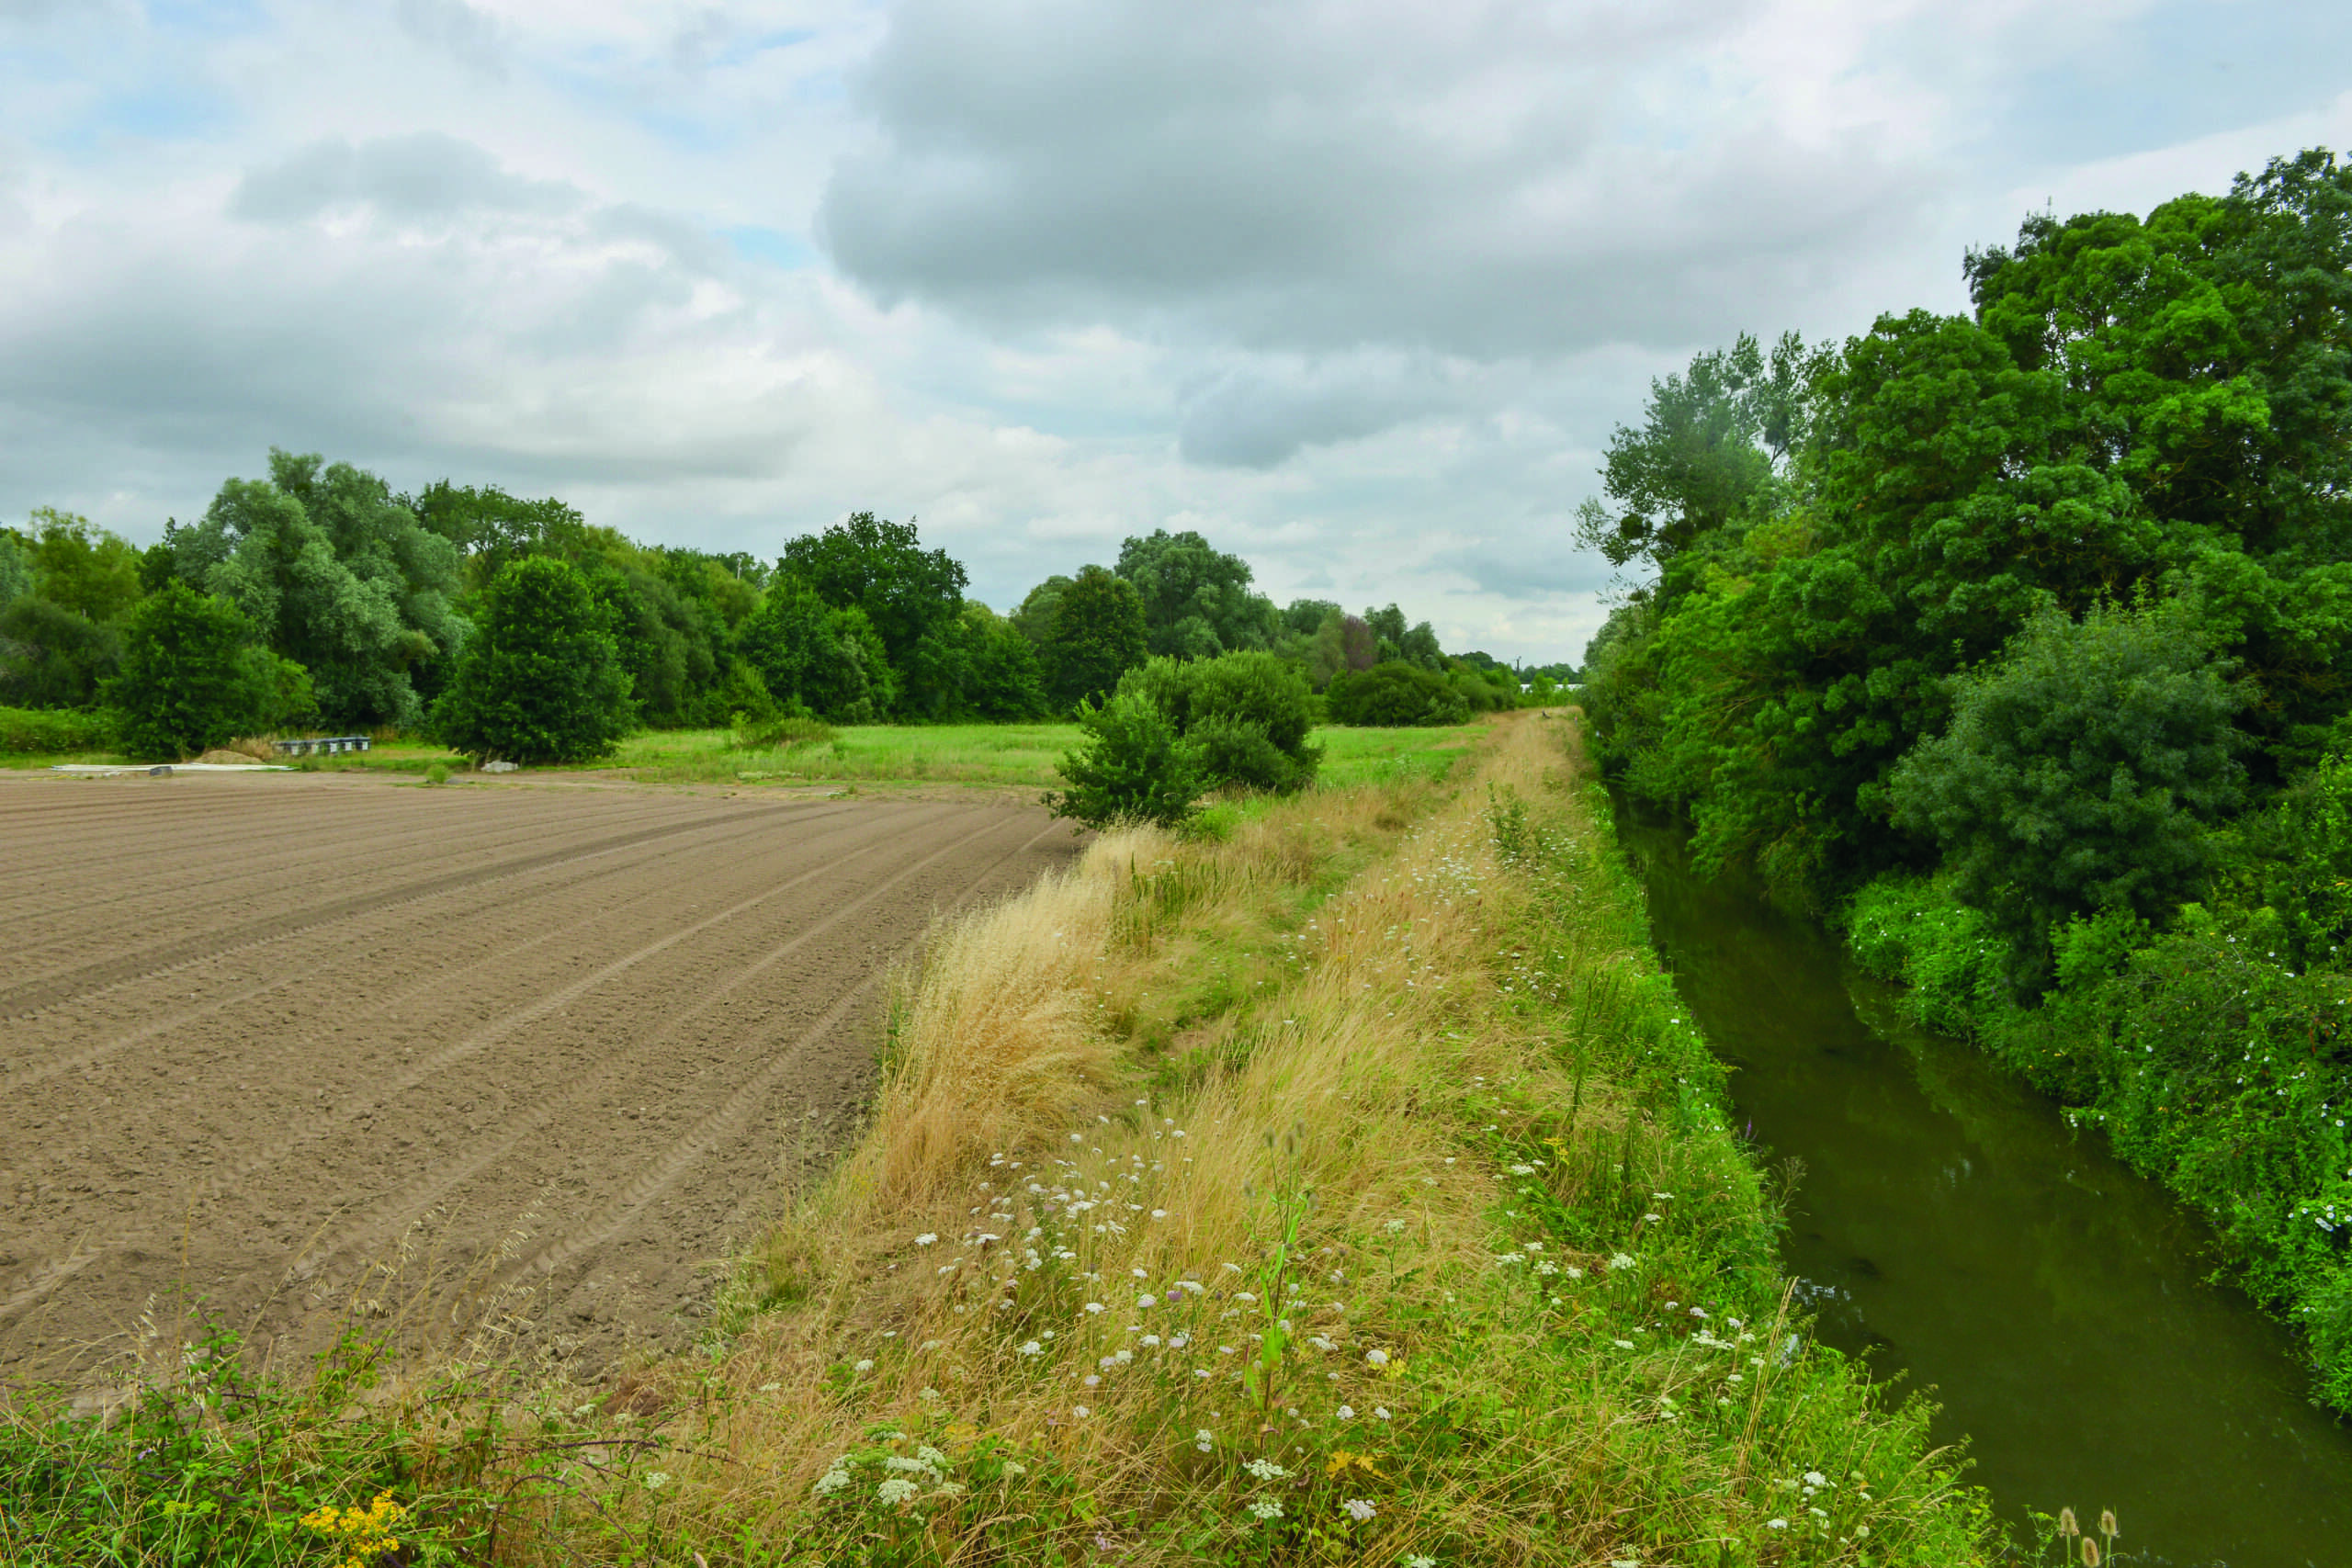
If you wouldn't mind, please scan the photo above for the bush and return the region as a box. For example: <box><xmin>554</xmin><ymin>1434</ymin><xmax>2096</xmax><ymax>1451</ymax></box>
<box><xmin>0</xmin><ymin>705</ymin><xmax>119</xmax><ymax>754</ymax></box>
<box><xmin>1887</xmin><ymin>600</ymin><xmax>2247</xmax><ymax>987</ymax></box>
<box><xmin>0</xmin><ymin>596</ymin><xmax>121</xmax><ymax>709</ymax></box>
<box><xmin>1115</xmin><ymin>650</ymin><xmax>1321</xmax><ymax>794</ymax></box>
<box><xmin>1044</xmin><ymin>690</ymin><xmax>1204</xmax><ymax>830</ymax></box>
<box><xmin>431</xmin><ymin>556</ymin><xmax>634</xmax><ymax>765</ymax></box>
<box><xmin>732</xmin><ymin>702</ymin><xmax>836</xmax><ymax>752</ymax></box>
<box><xmin>104</xmin><ymin>582</ymin><xmax>287</xmax><ymax>761</ymax></box>
<box><xmin>1325</xmin><ymin>660</ymin><xmax>1471</xmax><ymax>727</ymax></box>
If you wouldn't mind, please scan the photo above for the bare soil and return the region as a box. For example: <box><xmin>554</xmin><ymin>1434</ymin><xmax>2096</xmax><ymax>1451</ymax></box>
<box><xmin>0</xmin><ymin>769</ymin><xmax>1080</xmax><ymax>1387</ymax></box>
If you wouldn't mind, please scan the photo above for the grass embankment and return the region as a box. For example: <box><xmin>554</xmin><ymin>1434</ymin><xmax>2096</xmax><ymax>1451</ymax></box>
<box><xmin>2</xmin><ymin>712</ymin><xmax>1996</xmax><ymax>1564</ymax></box>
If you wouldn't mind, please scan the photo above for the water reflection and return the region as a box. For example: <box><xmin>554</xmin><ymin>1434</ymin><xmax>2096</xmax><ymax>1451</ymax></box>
<box><xmin>1617</xmin><ymin>807</ymin><xmax>2352</xmax><ymax>1568</ymax></box>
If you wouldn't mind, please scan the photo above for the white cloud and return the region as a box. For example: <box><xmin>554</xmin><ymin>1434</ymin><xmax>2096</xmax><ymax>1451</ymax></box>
<box><xmin>0</xmin><ymin>0</ymin><xmax>2345</xmax><ymax>662</ymax></box>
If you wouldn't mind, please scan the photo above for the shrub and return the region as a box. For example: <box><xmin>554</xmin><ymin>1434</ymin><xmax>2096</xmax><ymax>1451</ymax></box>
<box><xmin>0</xmin><ymin>705</ymin><xmax>119</xmax><ymax>754</ymax></box>
<box><xmin>1325</xmin><ymin>660</ymin><xmax>1471</xmax><ymax>727</ymax></box>
<box><xmin>0</xmin><ymin>596</ymin><xmax>121</xmax><ymax>709</ymax></box>
<box><xmin>104</xmin><ymin>582</ymin><xmax>287</xmax><ymax>761</ymax></box>
<box><xmin>1887</xmin><ymin>600</ymin><xmax>2247</xmax><ymax>988</ymax></box>
<box><xmin>431</xmin><ymin>556</ymin><xmax>634</xmax><ymax>765</ymax></box>
<box><xmin>1044</xmin><ymin>690</ymin><xmax>1204</xmax><ymax>829</ymax></box>
<box><xmin>732</xmin><ymin>701</ymin><xmax>836</xmax><ymax>752</ymax></box>
<box><xmin>1114</xmin><ymin>650</ymin><xmax>1321</xmax><ymax>794</ymax></box>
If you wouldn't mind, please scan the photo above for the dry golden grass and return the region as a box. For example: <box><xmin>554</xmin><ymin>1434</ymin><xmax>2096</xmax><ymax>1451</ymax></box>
<box><xmin>467</xmin><ymin>709</ymin><xmax>1993</xmax><ymax>1565</ymax></box>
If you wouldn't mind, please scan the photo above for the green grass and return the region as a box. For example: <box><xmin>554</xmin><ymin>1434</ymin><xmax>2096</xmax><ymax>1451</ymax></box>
<box><xmin>585</xmin><ymin>721</ymin><xmax>1476</xmax><ymax>795</ymax></box>
<box><xmin>0</xmin><ymin>709</ymin><xmax>1479</xmax><ymax>796</ymax></box>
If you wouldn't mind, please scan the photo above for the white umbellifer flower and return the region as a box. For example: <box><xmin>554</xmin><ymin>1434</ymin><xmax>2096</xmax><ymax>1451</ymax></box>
<box><xmin>1609</xmin><ymin>1253</ymin><xmax>1636</xmax><ymax>1269</ymax></box>
<box><xmin>1803</xmin><ymin>1471</ymin><xmax>1827</xmax><ymax>1487</ymax></box>
<box><xmin>1374</xmin><ymin>1406</ymin><xmax>1390</xmax><ymax>1420</ymax></box>
<box><xmin>1248</xmin><ymin>1500</ymin><xmax>1284</xmax><ymax>1521</ymax></box>
<box><xmin>1244</xmin><ymin>1459</ymin><xmax>1289</xmax><ymax>1481</ymax></box>
<box><xmin>1338</xmin><ymin>1404</ymin><xmax>1354</xmax><ymax>1420</ymax></box>
<box><xmin>1405</xmin><ymin>1557</ymin><xmax>1437</xmax><ymax>1568</ymax></box>
<box><xmin>915</xmin><ymin>1234</ymin><xmax>937</xmax><ymax>1247</ymax></box>
<box><xmin>878</xmin><ymin>1478</ymin><xmax>921</xmax><ymax>1505</ymax></box>
<box><xmin>1017</xmin><ymin>1340</ymin><xmax>1042</xmax><ymax>1356</ymax></box>
<box><xmin>757</xmin><ymin>1382</ymin><xmax>782</xmax><ymax>1393</ymax></box>
<box><xmin>1194</xmin><ymin>1428</ymin><xmax>1215</xmax><ymax>1450</ymax></box>
<box><xmin>1140</xmin><ymin>1334</ymin><xmax>1161</xmax><ymax>1348</ymax></box>
<box><xmin>643</xmin><ymin>1472</ymin><xmax>671</xmax><ymax>1490</ymax></box>
<box><xmin>1766</xmin><ymin>1518</ymin><xmax>1788</xmax><ymax>1530</ymax></box>
<box><xmin>1138</xmin><ymin>1294</ymin><xmax>1156</xmax><ymax>1308</ymax></box>
<box><xmin>1073</xmin><ymin>1404</ymin><xmax>1091</xmax><ymax>1418</ymax></box>
<box><xmin>813</xmin><ymin>1469</ymin><xmax>854</xmax><ymax>1497</ymax></box>
<box><xmin>1084</xmin><ymin>1302</ymin><xmax>1105</xmax><ymax>1314</ymax></box>
<box><xmin>1612</xmin><ymin>1339</ymin><xmax>1634</xmax><ymax>1350</ymax></box>
<box><xmin>1345</xmin><ymin>1498</ymin><xmax>1376</xmax><ymax>1522</ymax></box>
<box><xmin>1082</xmin><ymin>1374</ymin><xmax>1100</xmax><ymax>1387</ymax></box>
<box><xmin>885</xmin><ymin>1456</ymin><xmax>934</xmax><ymax>1476</ymax></box>
<box><xmin>1364</xmin><ymin>1348</ymin><xmax>1388</xmax><ymax>1366</ymax></box>
<box><xmin>854</xmin><ymin>1359</ymin><xmax>875</xmax><ymax>1372</ymax></box>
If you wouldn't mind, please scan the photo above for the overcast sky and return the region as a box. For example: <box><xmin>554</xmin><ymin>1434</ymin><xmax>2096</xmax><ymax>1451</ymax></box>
<box><xmin>4</xmin><ymin>1</ymin><xmax>2348</xmax><ymax>660</ymax></box>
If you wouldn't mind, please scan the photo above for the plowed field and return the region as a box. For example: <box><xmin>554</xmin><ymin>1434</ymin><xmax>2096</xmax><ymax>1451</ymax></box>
<box><xmin>0</xmin><ymin>771</ymin><xmax>1079</xmax><ymax>1384</ymax></box>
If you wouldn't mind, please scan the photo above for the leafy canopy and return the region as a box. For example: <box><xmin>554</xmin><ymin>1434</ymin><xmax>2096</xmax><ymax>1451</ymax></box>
<box><xmin>432</xmin><ymin>556</ymin><xmax>633</xmax><ymax>764</ymax></box>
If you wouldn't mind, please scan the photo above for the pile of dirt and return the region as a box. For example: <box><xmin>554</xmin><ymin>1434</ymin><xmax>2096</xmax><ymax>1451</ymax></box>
<box><xmin>194</xmin><ymin>749</ymin><xmax>260</xmax><ymax>764</ymax></box>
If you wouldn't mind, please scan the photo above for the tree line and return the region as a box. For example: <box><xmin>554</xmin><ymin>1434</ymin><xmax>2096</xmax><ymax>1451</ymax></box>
<box><xmin>1</xmin><ymin>453</ymin><xmax>1566</xmax><ymax>761</ymax></box>
<box><xmin>1579</xmin><ymin>148</ymin><xmax>2352</xmax><ymax>1410</ymax></box>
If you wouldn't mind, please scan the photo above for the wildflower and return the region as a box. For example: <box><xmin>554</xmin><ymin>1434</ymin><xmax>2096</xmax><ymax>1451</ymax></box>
<box><xmin>1364</xmin><ymin>1348</ymin><xmax>1389</xmax><ymax>1366</ymax></box>
<box><xmin>1138</xmin><ymin>1294</ymin><xmax>1157</xmax><ymax>1308</ymax></box>
<box><xmin>1803</xmin><ymin>1471</ymin><xmax>1826</xmax><ymax>1487</ymax></box>
<box><xmin>1608</xmin><ymin>1252</ymin><xmax>1636</xmax><ymax>1269</ymax></box>
<box><xmin>1151</xmin><ymin>1208</ymin><xmax>1168</xmax><ymax>1219</ymax></box>
<box><xmin>1244</xmin><ymin>1458</ymin><xmax>1290</xmax><ymax>1481</ymax></box>
<box><xmin>812</xmin><ymin>1468</ymin><xmax>854</xmax><ymax>1496</ymax></box>
<box><xmin>854</xmin><ymin>1359</ymin><xmax>876</xmax><ymax>1372</ymax></box>
<box><xmin>1074</xmin><ymin>1404</ymin><xmax>1091</xmax><ymax>1417</ymax></box>
<box><xmin>915</xmin><ymin>1234</ymin><xmax>937</xmax><ymax>1247</ymax></box>
<box><xmin>1766</xmin><ymin>1518</ymin><xmax>1788</xmax><ymax>1530</ymax></box>
<box><xmin>1345</xmin><ymin>1498</ymin><xmax>1377</xmax><ymax>1522</ymax></box>
<box><xmin>1374</xmin><ymin>1405</ymin><xmax>1391</xmax><ymax>1420</ymax></box>
<box><xmin>1338</xmin><ymin>1404</ymin><xmax>1355</xmax><ymax>1419</ymax></box>
<box><xmin>1194</xmin><ymin>1428</ymin><xmax>1215</xmax><ymax>1452</ymax></box>
<box><xmin>1406</xmin><ymin>1558</ymin><xmax>1437</xmax><ymax>1568</ymax></box>
<box><xmin>1612</xmin><ymin>1338</ymin><xmax>1634</xmax><ymax>1349</ymax></box>
<box><xmin>877</xmin><ymin>1478</ymin><xmax>921</xmax><ymax>1505</ymax></box>
<box><xmin>1248</xmin><ymin>1500</ymin><xmax>1285</xmax><ymax>1521</ymax></box>
<box><xmin>1017</xmin><ymin>1340</ymin><xmax>1043</xmax><ymax>1356</ymax></box>
<box><xmin>1141</xmin><ymin>1334</ymin><xmax>1161</xmax><ymax>1347</ymax></box>
<box><xmin>1084</xmin><ymin>1302</ymin><xmax>1106</xmax><ymax>1314</ymax></box>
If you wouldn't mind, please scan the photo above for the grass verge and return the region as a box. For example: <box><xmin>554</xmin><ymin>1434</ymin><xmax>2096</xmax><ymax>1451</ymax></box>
<box><xmin>517</xmin><ymin>710</ymin><xmax>1996</xmax><ymax>1562</ymax></box>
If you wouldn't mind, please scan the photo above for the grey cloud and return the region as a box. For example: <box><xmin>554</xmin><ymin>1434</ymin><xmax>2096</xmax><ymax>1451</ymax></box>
<box><xmin>1455</xmin><ymin>547</ymin><xmax>1617</xmax><ymax>602</ymax></box>
<box><xmin>1178</xmin><ymin>357</ymin><xmax>1469</xmax><ymax>468</ymax></box>
<box><xmin>819</xmin><ymin>0</ymin><xmax>1926</xmax><ymax>357</ymax></box>
<box><xmin>396</xmin><ymin>0</ymin><xmax>509</xmax><ymax>77</ymax></box>
<box><xmin>231</xmin><ymin>132</ymin><xmax>579</xmax><ymax>224</ymax></box>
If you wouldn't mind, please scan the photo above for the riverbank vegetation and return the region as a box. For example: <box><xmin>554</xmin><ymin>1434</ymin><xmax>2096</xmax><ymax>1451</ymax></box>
<box><xmin>1</xmin><ymin>713</ymin><xmax>2001</xmax><ymax>1563</ymax></box>
<box><xmin>1578</xmin><ymin>148</ymin><xmax>2352</xmax><ymax>1410</ymax></box>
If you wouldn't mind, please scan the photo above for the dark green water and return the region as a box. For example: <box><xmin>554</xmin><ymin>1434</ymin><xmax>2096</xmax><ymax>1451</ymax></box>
<box><xmin>1617</xmin><ymin>810</ymin><xmax>2352</xmax><ymax>1568</ymax></box>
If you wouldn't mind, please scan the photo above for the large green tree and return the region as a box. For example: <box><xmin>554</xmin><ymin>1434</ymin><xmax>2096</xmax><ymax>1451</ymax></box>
<box><xmin>780</xmin><ymin>513</ymin><xmax>967</xmax><ymax>716</ymax></box>
<box><xmin>432</xmin><ymin>556</ymin><xmax>633</xmax><ymax>763</ymax></box>
<box><xmin>1040</xmin><ymin>564</ymin><xmax>1148</xmax><ymax>710</ymax></box>
<box><xmin>106</xmin><ymin>582</ymin><xmax>289</xmax><ymax>760</ymax></box>
<box><xmin>1114</xmin><ymin>529</ymin><xmax>1277</xmax><ymax>658</ymax></box>
<box><xmin>169</xmin><ymin>450</ymin><xmax>465</xmax><ymax>729</ymax></box>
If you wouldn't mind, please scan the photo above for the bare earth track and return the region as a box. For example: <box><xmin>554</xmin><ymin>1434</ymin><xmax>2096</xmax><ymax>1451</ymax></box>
<box><xmin>0</xmin><ymin>771</ymin><xmax>1080</xmax><ymax>1386</ymax></box>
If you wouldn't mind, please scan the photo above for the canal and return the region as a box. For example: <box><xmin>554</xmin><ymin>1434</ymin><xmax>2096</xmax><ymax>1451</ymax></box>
<box><xmin>1616</xmin><ymin>807</ymin><xmax>2352</xmax><ymax>1567</ymax></box>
